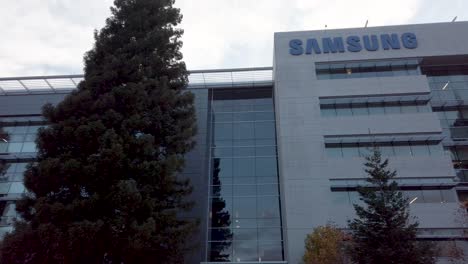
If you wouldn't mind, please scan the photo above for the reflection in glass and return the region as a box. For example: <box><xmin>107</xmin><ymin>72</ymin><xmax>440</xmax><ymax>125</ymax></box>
<box><xmin>209</xmin><ymin>159</ymin><xmax>233</xmax><ymax>261</ymax></box>
<box><xmin>209</xmin><ymin>88</ymin><xmax>283</xmax><ymax>261</ymax></box>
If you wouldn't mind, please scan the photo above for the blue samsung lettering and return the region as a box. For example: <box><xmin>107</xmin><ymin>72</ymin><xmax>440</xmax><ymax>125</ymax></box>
<box><xmin>402</xmin><ymin>33</ymin><xmax>418</xmax><ymax>49</ymax></box>
<box><xmin>306</xmin><ymin>38</ymin><xmax>322</xmax><ymax>54</ymax></box>
<box><xmin>289</xmin><ymin>33</ymin><xmax>417</xmax><ymax>55</ymax></box>
<box><xmin>346</xmin><ymin>36</ymin><xmax>362</xmax><ymax>52</ymax></box>
<box><xmin>322</xmin><ymin>37</ymin><xmax>345</xmax><ymax>53</ymax></box>
<box><xmin>289</xmin><ymin>39</ymin><xmax>304</xmax><ymax>55</ymax></box>
<box><xmin>381</xmin><ymin>34</ymin><xmax>401</xmax><ymax>50</ymax></box>
<box><xmin>363</xmin><ymin>35</ymin><xmax>379</xmax><ymax>51</ymax></box>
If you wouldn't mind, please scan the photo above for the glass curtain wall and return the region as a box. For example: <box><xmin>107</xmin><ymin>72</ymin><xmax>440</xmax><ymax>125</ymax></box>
<box><xmin>0</xmin><ymin>122</ymin><xmax>43</xmax><ymax>237</ymax></box>
<box><xmin>423</xmin><ymin>64</ymin><xmax>468</xmax><ymax>184</ymax></box>
<box><xmin>207</xmin><ymin>88</ymin><xmax>284</xmax><ymax>262</ymax></box>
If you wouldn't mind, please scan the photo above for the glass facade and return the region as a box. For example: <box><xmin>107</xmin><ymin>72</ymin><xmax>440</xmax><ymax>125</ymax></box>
<box><xmin>207</xmin><ymin>88</ymin><xmax>283</xmax><ymax>262</ymax></box>
<box><xmin>423</xmin><ymin>64</ymin><xmax>468</xmax><ymax>185</ymax></box>
<box><xmin>332</xmin><ymin>189</ymin><xmax>457</xmax><ymax>205</ymax></box>
<box><xmin>0</xmin><ymin>122</ymin><xmax>43</xmax><ymax>237</ymax></box>
<box><xmin>325</xmin><ymin>142</ymin><xmax>444</xmax><ymax>158</ymax></box>
<box><xmin>321</xmin><ymin>101</ymin><xmax>431</xmax><ymax>117</ymax></box>
<box><xmin>0</xmin><ymin>125</ymin><xmax>41</xmax><ymax>153</ymax></box>
<box><xmin>316</xmin><ymin>59</ymin><xmax>420</xmax><ymax>80</ymax></box>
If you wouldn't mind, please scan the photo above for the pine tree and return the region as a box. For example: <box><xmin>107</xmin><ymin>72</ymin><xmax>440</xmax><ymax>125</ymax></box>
<box><xmin>0</xmin><ymin>0</ymin><xmax>197</xmax><ymax>263</ymax></box>
<box><xmin>348</xmin><ymin>148</ymin><xmax>437</xmax><ymax>264</ymax></box>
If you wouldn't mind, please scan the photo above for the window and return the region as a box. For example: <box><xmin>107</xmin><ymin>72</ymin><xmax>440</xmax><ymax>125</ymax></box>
<box><xmin>316</xmin><ymin>59</ymin><xmax>420</xmax><ymax>80</ymax></box>
<box><xmin>209</xmin><ymin>88</ymin><xmax>283</xmax><ymax>261</ymax></box>
<box><xmin>321</xmin><ymin>102</ymin><xmax>430</xmax><ymax>117</ymax></box>
<box><xmin>326</xmin><ymin>142</ymin><xmax>443</xmax><ymax>158</ymax></box>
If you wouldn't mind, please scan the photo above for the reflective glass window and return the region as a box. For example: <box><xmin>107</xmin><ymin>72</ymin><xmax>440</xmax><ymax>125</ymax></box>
<box><xmin>351</xmin><ymin>106</ymin><xmax>369</xmax><ymax>115</ymax></box>
<box><xmin>233</xmin><ymin>240</ymin><xmax>258</xmax><ymax>262</ymax></box>
<box><xmin>233</xmin><ymin>147</ymin><xmax>255</xmax><ymax>157</ymax></box>
<box><xmin>321</xmin><ymin>108</ymin><xmax>336</xmax><ymax>117</ymax></box>
<box><xmin>259</xmin><ymin>241</ymin><xmax>283</xmax><ymax>261</ymax></box>
<box><xmin>233</xmin><ymin>185</ymin><xmax>256</xmax><ymax>196</ymax></box>
<box><xmin>393</xmin><ymin>144</ymin><xmax>412</xmax><ymax>156</ymax></box>
<box><xmin>233</xmin><ymin>158</ymin><xmax>255</xmax><ymax>177</ymax></box>
<box><xmin>255</xmin><ymin>122</ymin><xmax>275</xmax><ymax>139</ymax></box>
<box><xmin>326</xmin><ymin>147</ymin><xmax>342</xmax><ymax>158</ymax></box>
<box><xmin>336</xmin><ymin>107</ymin><xmax>352</xmax><ymax>116</ymax></box>
<box><xmin>410</xmin><ymin>144</ymin><xmax>430</xmax><ymax>156</ymax></box>
<box><xmin>258</xmin><ymin>227</ymin><xmax>282</xmax><ymax>241</ymax></box>
<box><xmin>441</xmin><ymin>189</ymin><xmax>456</xmax><ymax>203</ymax></box>
<box><xmin>422</xmin><ymin>190</ymin><xmax>442</xmax><ymax>203</ymax></box>
<box><xmin>233</xmin><ymin>197</ymin><xmax>257</xmax><ymax>218</ymax></box>
<box><xmin>331</xmin><ymin>191</ymin><xmax>349</xmax><ymax>205</ymax></box>
<box><xmin>233</xmin><ymin>123</ymin><xmax>254</xmax><ymax>140</ymax></box>
<box><xmin>256</xmin><ymin>157</ymin><xmax>277</xmax><ymax>177</ymax></box>
<box><xmin>257</xmin><ymin>184</ymin><xmax>279</xmax><ymax>196</ymax></box>
<box><xmin>257</xmin><ymin>196</ymin><xmax>280</xmax><ymax>218</ymax></box>
<box><xmin>209</xmin><ymin>242</ymin><xmax>232</xmax><ymax>261</ymax></box>
<box><xmin>342</xmin><ymin>146</ymin><xmax>360</xmax><ymax>157</ymax></box>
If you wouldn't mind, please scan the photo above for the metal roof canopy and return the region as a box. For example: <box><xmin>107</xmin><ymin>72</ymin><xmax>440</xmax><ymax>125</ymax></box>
<box><xmin>0</xmin><ymin>67</ymin><xmax>273</xmax><ymax>95</ymax></box>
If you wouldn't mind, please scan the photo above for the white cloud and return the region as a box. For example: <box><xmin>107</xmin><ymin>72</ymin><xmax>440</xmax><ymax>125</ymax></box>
<box><xmin>0</xmin><ymin>0</ymin><xmax>466</xmax><ymax>76</ymax></box>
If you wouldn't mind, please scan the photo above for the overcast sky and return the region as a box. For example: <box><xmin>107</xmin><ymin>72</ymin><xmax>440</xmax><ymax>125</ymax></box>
<box><xmin>0</xmin><ymin>0</ymin><xmax>466</xmax><ymax>77</ymax></box>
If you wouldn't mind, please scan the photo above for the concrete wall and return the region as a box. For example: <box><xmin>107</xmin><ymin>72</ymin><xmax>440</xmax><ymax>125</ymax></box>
<box><xmin>274</xmin><ymin>21</ymin><xmax>468</xmax><ymax>263</ymax></box>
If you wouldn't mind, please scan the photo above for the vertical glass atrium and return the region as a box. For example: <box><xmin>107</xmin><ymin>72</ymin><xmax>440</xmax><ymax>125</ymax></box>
<box><xmin>207</xmin><ymin>88</ymin><xmax>284</xmax><ymax>262</ymax></box>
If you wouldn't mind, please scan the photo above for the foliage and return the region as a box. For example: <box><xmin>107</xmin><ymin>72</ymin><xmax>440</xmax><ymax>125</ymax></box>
<box><xmin>347</xmin><ymin>147</ymin><xmax>437</xmax><ymax>264</ymax></box>
<box><xmin>0</xmin><ymin>0</ymin><xmax>197</xmax><ymax>263</ymax></box>
<box><xmin>303</xmin><ymin>223</ymin><xmax>349</xmax><ymax>264</ymax></box>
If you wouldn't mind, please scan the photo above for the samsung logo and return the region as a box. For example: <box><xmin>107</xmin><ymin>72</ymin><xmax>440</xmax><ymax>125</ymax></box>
<box><xmin>289</xmin><ymin>33</ymin><xmax>418</xmax><ymax>55</ymax></box>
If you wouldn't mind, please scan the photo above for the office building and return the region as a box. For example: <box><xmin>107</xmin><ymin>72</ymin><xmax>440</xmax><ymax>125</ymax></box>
<box><xmin>1</xmin><ymin>21</ymin><xmax>468</xmax><ymax>263</ymax></box>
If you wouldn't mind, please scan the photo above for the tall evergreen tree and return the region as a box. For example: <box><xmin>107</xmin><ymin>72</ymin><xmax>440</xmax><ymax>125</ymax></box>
<box><xmin>348</xmin><ymin>148</ymin><xmax>437</xmax><ymax>264</ymax></box>
<box><xmin>0</xmin><ymin>0</ymin><xmax>197</xmax><ymax>263</ymax></box>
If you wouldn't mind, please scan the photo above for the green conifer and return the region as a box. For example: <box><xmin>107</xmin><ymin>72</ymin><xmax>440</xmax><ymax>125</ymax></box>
<box><xmin>0</xmin><ymin>0</ymin><xmax>196</xmax><ymax>263</ymax></box>
<box><xmin>348</xmin><ymin>148</ymin><xmax>437</xmax><ymax>264</ymax></box>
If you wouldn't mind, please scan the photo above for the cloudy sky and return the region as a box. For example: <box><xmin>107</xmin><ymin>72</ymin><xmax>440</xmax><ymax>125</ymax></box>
<box><xmin>0</xmin><ymin>0</ymin><xmax>466</xmax><ymax>77</ymax></box>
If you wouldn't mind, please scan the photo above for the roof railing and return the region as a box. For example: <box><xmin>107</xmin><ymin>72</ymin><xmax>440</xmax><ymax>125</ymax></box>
<box><xmin>0</xmin><ymin>67</ymin><xmax>273</xmax><ymax>95</ymax></box>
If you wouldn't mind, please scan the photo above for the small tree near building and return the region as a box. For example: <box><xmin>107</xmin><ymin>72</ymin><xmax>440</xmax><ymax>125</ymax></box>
<box><xmin>303</xmin><ymin>223</ymin><xmax>349</xmax><ymax>264</ymax></box>
<box><xmin>348</xmin><ymin>147</ymin><xmax>437</xmax><ymax>264</ymax></box>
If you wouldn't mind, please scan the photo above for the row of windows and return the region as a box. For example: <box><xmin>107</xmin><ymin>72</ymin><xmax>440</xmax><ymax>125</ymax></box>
<box><xmin>0</xmin><ymin>182</ymin><xmax>25</xmax><ymax>195</ymax></box>
<box><xmin>0</xmin><ymin>142</ymin><xmax>37</xmax><ymax>154</ymax></box>
<box><xmin>332</xmin><ymin>189</ymin><xmax>457</xmax><ymax>205</ymax></box>
<box><xmin>2</xmin><ymin>125</ymin><xmax>42</xmax><ymax>134</ymax></box>
<box><xmin>212</xmin><ymin>176</ymin><xmax>278</xmax><ymax>187</ymax></box>
<box><xmin>211</xmin><ymin>196</ymin><xmax>281</xmax><ymax>224</ymax></box>
<box><xmin>431</xmin><ymin>89</ymin><xmax>468</xmax><ymax>102</ymax></box>
<box><xmin>321</xmin><ymin>103</ymin><xmax>430</xmax><ymax>117</ymax></box>
<box><xmin>214</xmin><ymin>139</ymin><xmax>276</xmax><ymax>147</ymax></box>
<box><xmin>0</xmin><ymin>163</ymin><xmax>29</xmax><ymax>182</ymax></box>
<box><xmin>429</xmin><ymin>80</ymin><xmax>468</xmax><ymax>90</ymax></box>
<box><xmin>208</xmin><ymin>240</ymin><xmax>283</xmax><ymax>262</ymax></box>
<box><xmin>212</xmin><ymin>99</ymin><xmax>274</xmax><ymax>113</ymax></box>
<box><xmin>210</xmin><ymin>227</ymin><xmax>281</xmax><ymax>242</ymax></box>
<box><xmin>326</xmin><ymin>143</ymin><xmax>444</xmax><ymax>158</ymax></box>
<box><xmin>213</xmin><ymin>146</ymin><xmax>276</xmax><ymax>157</ymax></box>
<box><xmin>211</xmin><ymin>184</ymin><xmax>279</xmax><ymax>198</ymax></box>
<box><xmin>212</xmin><ymin>111</ymin><xmax>274</xmax><ymax>123</ymax></box>
<box><xmin>212</xmin><ymin>157</ymin><xmax>278</xmax><ymax>179</ymax></box>
<box><xmin>214</xmin><ymin>121</ymin><xmax>276</xmax><ymax>141</ymax></box>
<box><xmin>422</xmin><ymin>64</ymin><xmax>468</xmax><ymax>79</ymax></box>
<box><xmin>445</xmin><ymin>147</ymin><xmax>468</xmax><ymax>162</ymax></box>
<box><xmin>316</xmin><ymin>59</ymin><xmax>420</xmax><ymax>80</ymax></box>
